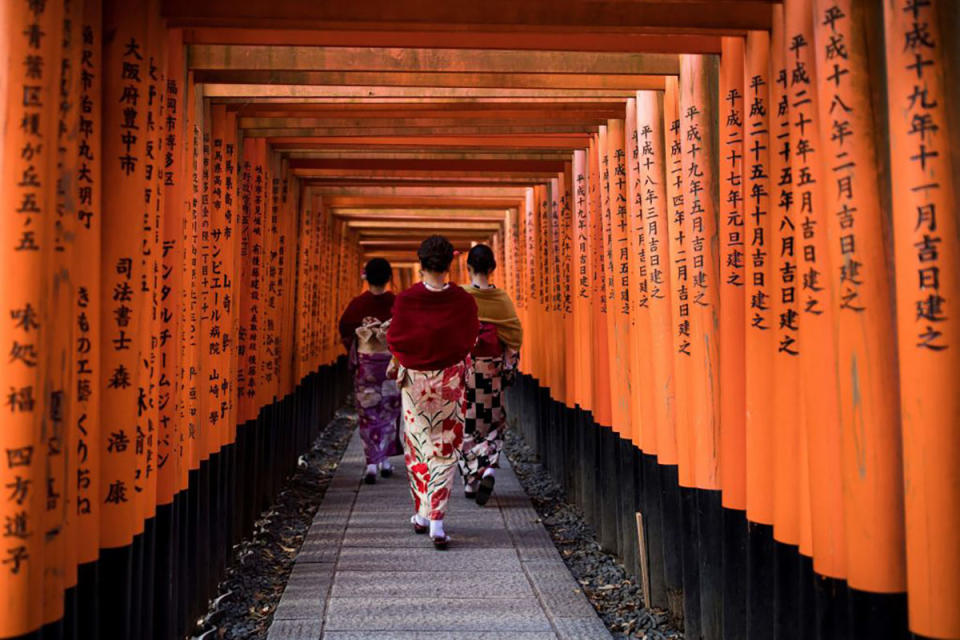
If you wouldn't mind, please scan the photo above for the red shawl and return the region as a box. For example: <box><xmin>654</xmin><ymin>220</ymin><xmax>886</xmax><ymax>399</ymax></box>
<box><xmin>338</xmin><ymin>290</ymin><xmax>396</xmax><ymax>350</ymax></box>
<box><xmin>387</xmin><ymin>282</ymin><xmax>479</xmax><ymax>370</ymax></box>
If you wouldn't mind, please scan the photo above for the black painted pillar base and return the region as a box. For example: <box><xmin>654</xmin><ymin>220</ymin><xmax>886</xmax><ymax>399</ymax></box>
<box><xmin>747</xmin><ymin>521</ymin><xmax>775</xmax><ymax>640</ymax></box>
<box><xmin>721</xmin><ymin>506</ymin><xmax>747</xmax><ymax>640</ymax></box>
<box><xmin>679</xmin><ymin>486</ymin><xmax>702</xmax><ymax>639</ymax></box>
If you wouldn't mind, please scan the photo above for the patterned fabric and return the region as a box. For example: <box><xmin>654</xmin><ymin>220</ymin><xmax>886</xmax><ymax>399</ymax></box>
<box><xmin>398</xmin><ymin>361</ymin><xmax>467</xmax><ymax>521</ymax></box>
<box><xmin>458</xmin><ymin>350</ymin><xmax>517</xmax><ymax>488</ymax></box>
<box><xmin>351</xmin><ymin>317</ymin><xmax>401</xmax><ymax>466</ymax></box>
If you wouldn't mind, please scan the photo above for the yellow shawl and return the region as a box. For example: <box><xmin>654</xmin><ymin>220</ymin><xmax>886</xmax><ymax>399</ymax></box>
<box><xmin>465</xmin><ymin>286</ymin><xmax>523</xmax><ymax>350</ymax></box>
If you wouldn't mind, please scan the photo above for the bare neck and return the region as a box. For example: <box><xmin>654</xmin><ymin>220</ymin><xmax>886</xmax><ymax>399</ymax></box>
<box><xmin>470</xmin><ymin>273</ymin><xmax>492</xmax><ymax>288</ymax></box>
<box><xmin>421</xmin><ymin>271</ymin><xmax>447</xmax><ymax>290</ymax></box>
<box><xmin>368</xmin><ymin>285</ymin><xmax>386</xmax><ymax>295</ymax></box>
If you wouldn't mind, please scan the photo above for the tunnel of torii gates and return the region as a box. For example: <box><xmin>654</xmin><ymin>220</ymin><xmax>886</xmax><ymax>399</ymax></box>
<box><xmin>0</xmin><ymin>0</ymin><xmax>958</xmax><ymax>639</ymax></box>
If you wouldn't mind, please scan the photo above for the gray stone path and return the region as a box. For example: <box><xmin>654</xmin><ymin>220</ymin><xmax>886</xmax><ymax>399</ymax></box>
<box><xmin>266</xmin><ymin>430</ymin><xmax>612</xmax><ymax>639</ymax></box>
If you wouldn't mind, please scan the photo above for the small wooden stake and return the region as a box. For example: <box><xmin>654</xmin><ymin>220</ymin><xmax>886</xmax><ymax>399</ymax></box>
<box><xmin>636</xmin><ymin>512</ymin><xmax>652</xmax><ymax>607</ymax></box>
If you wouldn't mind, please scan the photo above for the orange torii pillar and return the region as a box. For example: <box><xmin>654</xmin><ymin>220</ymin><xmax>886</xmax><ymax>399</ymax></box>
<box><xmin>587</xmin><ymin>133</ymin><xmax>614</xmax><ymax>548</ymax></box>
<box><xmin>885</xmin><ymin>1</ymin><xmax>960</xmax><ymax>638</ymax></box>
<box><xmin>571</xmin><ymin>149</ymin><xmax>597</xmax><ymax>514</ymax></box>
<box><xmin>663</xmin><ymin>75</ymin><xmax>693</xmax><ymax>623</ymax></box>
<box><xmin>625</xmin><ymin>98</ymin><xmax>657</xmax><ymax>586</ymax></box>
<box><xmin>0</xmin><ymin>0</ymin><xmax>60</xmax><ymax>636</ymax></box>
<box><xmin>718</xmin><ymin>36</ymin><xmax>748</xmax><ymax>640</ymax></box>
<box><xmin>48</xmin><ymin>0</ymin><xmax>79</xmax><ymax>626</ymax></box>
<box><xmin>742</xmin><ymin>25</ymin><xmax>778</xmax><ymax>640</ymax></box>
<box><xmin>73</xmin><ymin>1</ymin><xmax>105</xmax><ymax>635</ymax></box>
<box><xmin>155</xmin><ymin>23</ymin><xmax>186</xmax><ymax>640</ymax></box>
<box><xmin>768</xmin><ymin>4</ymin><xmax>808</xmax><ymax>637</ymax></box>
<box><xmin>99</xmin><ymin>4</ymin><xmax>149</xmax><ymax>638</ymax></box>
<box><xmin>679</xmin><ymin>53</ymin><xmax>723</xmax><ymax>640</ymax></box>
<box><xmin>597</xmin><ymin>124</ymin><xmax>627</xmax><ymax>556</ymax></box>
<box><xmin>813</xmin><ymin>1</ymin><xmax>911</xmax><ymax>638</ymax></box>
<box><xmin>636</xmin><ymin>89</ymin><xmax>683</xmax><ymax>615</ymax></box>
<box><xmin>606</xmin><ymin>118</ymin><xmax>639</xmax><ymax>570</ymax></box>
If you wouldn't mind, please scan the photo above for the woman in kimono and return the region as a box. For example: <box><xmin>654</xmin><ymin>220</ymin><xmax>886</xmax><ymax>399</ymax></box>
<box><xmin>339</xmin><ymin>258</ymin><xmax>401</xmax><ymax>484</ymax></box>
<box><xmin>387</xmin><ymin>236</ymin><xmax>479</xmax><ymax>549</ymax></box>
<box><xmin>460</xmin><ymin>244</ymin><xmax>522</xmax><ymax>505</ymax></box>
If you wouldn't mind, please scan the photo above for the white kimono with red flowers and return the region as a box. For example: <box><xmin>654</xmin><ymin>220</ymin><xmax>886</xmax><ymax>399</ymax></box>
<box><xmin>397</xmin><ymin>359</ymin><xmax>468</xmax><ymax>521</ymax></box>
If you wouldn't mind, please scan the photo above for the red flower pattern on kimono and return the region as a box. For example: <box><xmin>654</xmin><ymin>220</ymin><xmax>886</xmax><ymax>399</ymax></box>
<box><xmin>397</xmin><ymin>360</ymin><xmax>468</xmax><ymax>522</ymax></box>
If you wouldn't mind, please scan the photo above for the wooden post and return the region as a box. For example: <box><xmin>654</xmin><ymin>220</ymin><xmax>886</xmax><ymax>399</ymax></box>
<box><xmin>635</xmin><ymin>91</ymin><xmax>677</xmax><ymax>464</ymax></box>
<box><xmin>885</xmin><ymin>0</ymin><xmax>960</xmax><ymax>636</ymax></box>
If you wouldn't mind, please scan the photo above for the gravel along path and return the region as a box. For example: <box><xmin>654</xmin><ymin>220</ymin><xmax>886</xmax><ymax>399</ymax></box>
<box><xmin>504</xmin><ymin>427</ymin><xmax>683</xmax><ymax>640</ymax></box>
<box><xmin>193</xmin><ymin>406</ymin><xmax>357</xmax><ymax>640</ymax></box>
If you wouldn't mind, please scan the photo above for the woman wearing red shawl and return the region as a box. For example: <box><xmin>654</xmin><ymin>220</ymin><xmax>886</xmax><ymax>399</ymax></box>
<box><xmin>338</xmin><ymin>258</ymin><xmax>401</xmax><ymax>484</ymax></box>
<box><xmin>387</xmin><ymin>236</ymin><xmax>479</xmax><ymax>549</ymax></box>
<box><xmin>459</xmin><ymin>244</ymin><xmax>523</xmax><ymax>506</ymax></box>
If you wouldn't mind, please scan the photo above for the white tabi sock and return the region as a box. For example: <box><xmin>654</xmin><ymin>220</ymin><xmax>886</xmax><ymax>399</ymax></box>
<box><xmin>365</xmin><ymin>464</ymin><xmax>377</xmax><ymax>476</ymax></box>
<box><xmin>429</xmin><ymin>519</ymin><xmax>445</xmax><ymax>539</ymax></box>
<box><xmin>411</xmin><ymin>514</ymin><xmax>428</xmax><ymax>528</ymax></box>
<box><xmin>482</xmin><ymin>468</ymin><xmax>496</xmax><ymax>479</ymax></box>
<box><xmin>380</xmin><ymin>459</ymin><xmax>392</xmax><ymax>471</ymax></box>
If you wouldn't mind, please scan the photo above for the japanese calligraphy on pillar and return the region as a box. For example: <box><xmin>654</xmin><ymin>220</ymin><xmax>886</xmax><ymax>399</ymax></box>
<box><xmin>772</xmin><ymin>21</ymin><xmax>799</xmax><ymax>358</ymax></box>
<box><xmin>636</xmin><ymin>90</ymin><xmax>677</xmax><ymax>464</ymax></box>
<box><xmin>138</xmin><ymin>12</ymin><xmax>165</xmax><ymax>517</ymax></box>
<box><xmin>719</xmin><ymin>37</ymin><xmax>747</xmax><ymax>509</ymax></box>
<box><xmin>209</xmin><ymin>105</ymin><xmax>234</xmax><ymax>449</ymax></box>
<box><xmin>158</xmin><ymin>27</ymin><xmax>183</xmax><ymax>506</ymax></box>
<box><xmin>884</xmin><ymin>1</ymin><xmax>960</xmax><ymax>636</ymax></box>
<box><xmin>814</xmin><ymin>0</ymin><xmax>904</xmax><ymax>589</ymax></box>
<box><xmin>100</xmin><ymin>4</ymin><xmax>146</xmax><ymax>547</ymax></box>
<box><xmin>1</xmin><ymin>1</ymin><xmax>59</xmax><ymax>631</ymax></box>
<box><xmin>743</xmin><ymin>29</ymin><xmax>776</xmax><ymax>528</ymax></box>
<box><xmin>73</xmin><ymin>1</ymin><xmax>102</xmax><ymax>556</ymax></box>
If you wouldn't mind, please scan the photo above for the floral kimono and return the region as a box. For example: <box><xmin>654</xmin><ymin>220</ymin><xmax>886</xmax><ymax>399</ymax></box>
<box><xmin>386</xmin><ymin>281</ymin><xmax>479</xmax><ymax>523</ymax></box>
<box><xmin>397</xmin><ymin>360</ymin><xmax>468</xmax><ymax>520</ymax></box>
<box><xmin>351</xmin><ymin>317</ymin><xmax>401</xmax><ymax>466</ymax></box>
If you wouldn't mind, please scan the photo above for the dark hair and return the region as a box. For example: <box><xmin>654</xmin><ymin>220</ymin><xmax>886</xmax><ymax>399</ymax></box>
<box><xmin>417</xmin><ymin>235</ymin><xmax>455</xmax><ymax>273</ymax></box>
<box><xmin>364</xmin><ymin>258</ymin><xmax>392</xmax><ymax>287</ymax></box>
<box><xmin>467</xmin><ymin>244</ymin><xmax>496</xmax><ymax>275</ymax></box>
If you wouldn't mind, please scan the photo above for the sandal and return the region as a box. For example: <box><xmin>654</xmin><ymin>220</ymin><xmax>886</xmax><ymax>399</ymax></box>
<box><xmin>379</xmin><ymin>466</ymin><xmax>393</xmax><ymax>479</ymax></box>
<box><xmin>410</xmin><ymin>516</ymin><xmax>428</xmax><ymax>535</ymax></box>
<box><xmin>432</xmin><ymin>535</ymin><xmax>450</xmax><ymax>550</ymax></box>
<box><xmin>364</xmin><ymin>472</ymin><xmax>376</xmax><ymax>485</ymax></box>
<box><xmin>475</xmin><ymin>475</ymin><xmax>495</xmax><ymax>506</ymax></box>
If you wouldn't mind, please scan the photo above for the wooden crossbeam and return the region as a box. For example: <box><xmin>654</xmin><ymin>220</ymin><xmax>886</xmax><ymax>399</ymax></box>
<box><xmin>164</xmin><ymin>1</ymin><xmax>773</xmax><ymax>32</ymax></box>
<box><xmin>247</xmin><ymin>125</ymin><xmax>600</xmax><ymax>137</ymax></box>
<box><xmin>199</xmin><ymin>70</ymin><xmax>665</xmax><ymax>90</ymax></box>
<box><xmin>188</xmin><ymin>45</ymin><xmax>679</xmax><ymax>75</ymax></box>
<box><xmin>288</xmin><ymin>159</ymin><xmax>566</xmax><ymax>172</ymax></box>
<box><xmin>202</xmin><ymin>84</ymin><xmax>636</xmax><ymax>99</ymax></box>
<box><xmin>268</xmin><ymin>136</ymin><xmax>589</xmax><ymax>150</ymax></box>
<box><xmin>182</xmin><ymin>27</ymin><xmax>723</xmax><ymax>54</ymax></box>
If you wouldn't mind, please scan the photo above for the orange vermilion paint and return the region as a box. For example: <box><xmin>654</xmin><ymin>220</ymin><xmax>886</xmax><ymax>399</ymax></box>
<box><xmin>718</xmin><ymin>37</ymin><xmax>747</xmax><ymax>510</ymax></box>
<box><xmin>74</xmin><ymin>0</ymin><xmax>104</xmax><ymax>567</ymax></box>
<box><xmin>885</xmin><ymin>0</ymin><xmax>960</xmax><ymax>635</ymax></box>
<box><xmin>679</xmin><ymin>55</ymin><xmax>721</xmax><ymax>491</ymax></box>
<box><xmin>784</xmin><ymin>0</ymin><xmax>839</xmax><ymax>561</ymax></box>
<box><xmin>815</xmin><ymin>0</ymin><xmax>905</xmax><ymax>590</ymax></box>
<box><xmin>588</xmin><ymin>135</ymin><xmax>613</xmax><ymax>429</ymax></box>
<box><xmin>664</xmin><ymin>76</ymin><xmax>695</xmax><ymax>487</ymax></box>
<box><xmin>768</xmin><ymin>4</ymin><xmax>802</xmax><ymax>547</ymax></box>
<box><xmin>158</xmin><ymin>27</ymin><xmax>185</xmax><ymax>508</ymax></box>
<box><xmin>625</xmin><ymin>100</ymin><xmax>655</xmax><ymax>453</ymax></box>
<box><xmin>603</xmin><ymin>120</ymin><xmax>634</xmax><ymax>440</ymax></box>
<box><xmin>571</xmin><ymin>149</ymin><xmax>594</xmax><ymax>414</ymax></box>
<box><xmin>743</xmin><ymin>29</ymin><xmax>776</xmax><ymax>527</ymax></box>
<box><xmin>100</xmin><ymin>0</ymin><xmax>148</xmax><ymax>549</ymax></box>
<box><xmin>636</xmin><ymin>90</ymin><xmax>677</xmax><ymax>465</ymax></box>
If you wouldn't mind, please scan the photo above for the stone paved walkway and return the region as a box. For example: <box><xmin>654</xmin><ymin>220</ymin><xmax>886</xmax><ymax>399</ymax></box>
<box><xmin>266</xmin><ymin>429</ymin><xmax>612</xmax><ymax>639</ymax></box>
